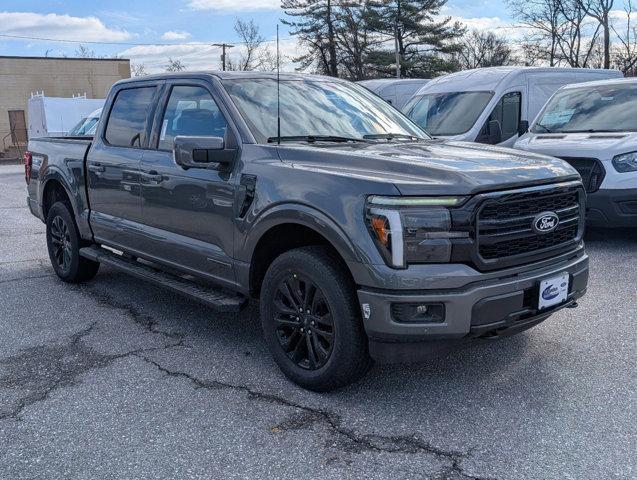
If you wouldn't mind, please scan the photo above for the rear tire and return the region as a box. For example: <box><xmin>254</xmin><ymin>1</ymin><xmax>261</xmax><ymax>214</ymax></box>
<box><xmin>260</xmin><ymin>246</ymin><xmax>371</xmax><ymax>391</ymax></box>
<box><xmin>46</xmin><ymin>202</ymin><xmax>99</xmax><ymax>283</ymax></box>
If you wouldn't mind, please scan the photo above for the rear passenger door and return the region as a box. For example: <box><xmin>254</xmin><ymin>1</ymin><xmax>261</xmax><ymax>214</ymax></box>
<box><xmin>88</xmin><ymin>83</ymin><xmax>160</xmax><ymax>250</ymax></box>
<box><xmin>139</xmin><ymin>80</ymin><xmax>238</xmax><ymax>286</ymax></box>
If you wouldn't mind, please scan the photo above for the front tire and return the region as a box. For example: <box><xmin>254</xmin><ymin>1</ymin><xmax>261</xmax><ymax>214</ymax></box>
<box><xmin>46</xmin><ymin>202</ymin><xmax>99</xmax><ymax>283</ymax></box>
<box><xmin>260</xmin><ymin>246</ymin><xmax>371</xmax><ymax>391</ymax></box>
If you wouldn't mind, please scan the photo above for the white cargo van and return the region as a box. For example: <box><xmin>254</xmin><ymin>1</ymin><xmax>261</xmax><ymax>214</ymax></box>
<box><xmin>357</xmin><ymin>78</ymin><xmax>429</xmax><ymax>109</ymax></box>
<box><xmin>515</xmin><ymin>78</ymin><xmax>637</xmax><ymax>227</ymax></box>
<box><xmin>403</xmin><ymin>67</ymin><xmax>622</xmax><ymax>147</ymax></box>
<box><xmin>27</xmin><ymin>94</ymin><xmax>104</xmax><ymax>139</ymax></box>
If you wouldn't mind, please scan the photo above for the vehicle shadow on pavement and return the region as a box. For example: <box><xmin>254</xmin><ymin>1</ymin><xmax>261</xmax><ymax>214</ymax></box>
<box><xmin>72</xmin><ymin>224</ymin><xmax>636</xmax><ymax>408</ymax></box>
<box><xmin>81</xmin><ymin>266</ymin><xmax>554</xmax><ymax>406</ymax></box>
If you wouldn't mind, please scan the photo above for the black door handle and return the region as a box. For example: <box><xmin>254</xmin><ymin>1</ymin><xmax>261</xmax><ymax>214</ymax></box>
<box><xmin>143</xmin><ymin>170</ymin><xmax>163</xmax><ymax>183</ymax></box>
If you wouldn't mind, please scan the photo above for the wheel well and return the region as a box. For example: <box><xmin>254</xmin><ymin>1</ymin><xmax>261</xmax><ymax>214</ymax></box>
<box><xmin>249</xmin><ymin>223</ymin><xmax>354</xmax><ymax>297</ymax></box>
<box><xmin>42</xmin><ymin>180</ymin><xmax>71</xmax><ymax>219</ymax></box>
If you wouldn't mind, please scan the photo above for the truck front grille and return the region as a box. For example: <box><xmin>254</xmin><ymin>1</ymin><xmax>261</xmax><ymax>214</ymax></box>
<box><xmin>557</xmin><ymin>157</ymin><xmax>605</xmax><ymax>193</ymax></box>
<box><xmin>476</xmin><ymin>185</ymin><xmax>583</xmax><ymax>268</ymax></box>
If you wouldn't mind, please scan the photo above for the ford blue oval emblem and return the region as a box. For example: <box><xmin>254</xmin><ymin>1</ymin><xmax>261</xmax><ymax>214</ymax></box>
<box><xmin>532</xmin><ymin>212</ymin><xmax>559</xmax><ymax>234</ymax></box>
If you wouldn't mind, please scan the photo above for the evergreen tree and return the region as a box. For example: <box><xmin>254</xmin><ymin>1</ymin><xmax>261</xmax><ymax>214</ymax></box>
<box><xmin>282</xmin><ymin>0</ymin><xmax>339</xmax><ymax>76</ymax></box>
<box><xmin>364</xmin><ymin>0</ymin><xmax>464</xmax><ymax>77</ymax></box>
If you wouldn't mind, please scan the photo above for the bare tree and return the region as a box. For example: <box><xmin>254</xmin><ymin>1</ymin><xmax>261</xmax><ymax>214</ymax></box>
<box><xmin>612</xmin><ymin>0</ymin><xmax>637</xmax><ymax>75</ymax></box>
<box><xmin>234</xmin><ymin>19</ymin><xmax>264</xmax><ymax>70</ymax></box>
<box><xmin>507</xmin><ymin>0</ymin><xmax>562</xmax><ymax>65</ymax></box>
<box><xmin>166</xmin><ymin>58</ymin><xmax>187</xmax><ymax>72</ymax></box>
<box><xmin>508</xmin><ymin>0</ymin><xmax>608</xmax><ymax>67</ymax></box>
<box><xmin>131</xmin><ymin>63</ymin><xmax>148</xmax><ymax>77</ymax></box>
<box><xmin>458</xmin><ymin>30</ymin><xmax>516</xmax><ymax>68</ymax></box>
<box><xmin>576</xmin><ymin>0</ymin><xmax>615</xmax><ymax>68</ymax></box>
<box><xmin>555</xmin><ymin>0</ymin><xmax>601</xmax><ymax>66</ymax></box>
<box><xmin>227</xmin><ymin>19</ymin><xmax>278</xmax><ymax>71</ymax></box>
<box><xmin>75</xmin><ymin>44</ymin><xmax>95</xmax><ymax>58</ymax></box>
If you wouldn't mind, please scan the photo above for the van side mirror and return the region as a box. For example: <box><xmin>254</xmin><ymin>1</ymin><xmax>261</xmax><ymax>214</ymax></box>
<box><xmin>518</xmin><ymin>120</ymin><xmax>529</xmax><ymax>136</ymax></box>
<box><xmin>488</xmin><ymin>120</ymin><xmax>503</xmax><ymax>145</ymax></box>
<box><xmin>173</xmin><ymin>136</ymin><xmax>236</xmax><ymax>171</ymax></box>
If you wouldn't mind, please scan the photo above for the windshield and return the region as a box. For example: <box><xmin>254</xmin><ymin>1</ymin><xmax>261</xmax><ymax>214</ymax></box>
<box><xmin>222</xmin><ymin>78</ymin><xmax>428</xmax><ymax>143</ymax></box>
<box><xmin>67</xmin><ymin>115</ymin><xmax>99</xmax><ymax>136</ymax></box>
<box><xmin>532</xmin><ymin>83</ymin><xmax>637</xmax><ymax>133</ymax></box>
<box><xmin>404</xmin><ymin>91</ymin><xmax>493</xmax><ymax>136</ymax></box>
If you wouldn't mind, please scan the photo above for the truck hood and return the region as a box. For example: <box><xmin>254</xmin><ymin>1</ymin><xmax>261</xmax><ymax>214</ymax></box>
<box><xmin>276</xmin><ymin>139</ymin><xmax>579</xmax><ymax>195</ymax></box>
<box><xmin>515</xmin><ymin>131</ymin><xmax>637</xmax><ymax>162</ymax></box>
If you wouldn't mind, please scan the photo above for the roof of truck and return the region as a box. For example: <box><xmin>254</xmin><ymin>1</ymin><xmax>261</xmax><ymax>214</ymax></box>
<box><xmin>414</xmin><ymin>66</ymin><xmax>622</xmax><ymax>95</ymax></box>
<box><xmin>117</xmin><ymin>71</ymin><xmax>347</xmax><ymax>85</ymax></box>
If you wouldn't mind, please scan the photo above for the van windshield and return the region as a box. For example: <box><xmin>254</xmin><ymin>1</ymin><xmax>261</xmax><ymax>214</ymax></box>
<box><xmin>68</xmin><ymin>116</ymin><xmax>99</xmax><ymax>136</ymax></box>
<box><xmin>532</xmin><ymin>83</ymin><xmax>637</xmax><ymax>133</ymax></box>
<box><xmin>222</xmin><ymin>78</ymin><xmax>428</xmax><ymax>143</ymax></box>
<box><xmin>404</xmin><ymin>91</ymin><xmax>493</xmax><ymax>136</ymax></box>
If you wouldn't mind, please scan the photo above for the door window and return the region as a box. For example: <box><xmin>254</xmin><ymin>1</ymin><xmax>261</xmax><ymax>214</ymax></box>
<box><xmin>486</xmin><ymin>92</ymin><xmax>521</xmax><ymax>142</ymax></box>
<box><xmin>104</xmin><ymin>87</ymin><xmax>156</xmax><ymax>148</ymax></box>
<box><xmin>158</xmin><ymin>86</ymin><xmax>228</xmax><ymax>150</ymax></box>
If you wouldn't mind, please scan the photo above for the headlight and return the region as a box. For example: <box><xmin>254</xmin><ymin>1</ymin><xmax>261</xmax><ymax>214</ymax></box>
<box><xmin>612</xmin><ymin>151</ymin><xmax>637</xmax><ymax>173</ymax></box>
<box><xmin>365</xmin><ymin>196</ymin><xmax>468</xmax><ymax>268</ymax></box>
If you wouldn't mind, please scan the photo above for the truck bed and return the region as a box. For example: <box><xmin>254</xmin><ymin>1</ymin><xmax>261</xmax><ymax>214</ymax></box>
<box><xmin>26</xmin><ymin>136</ymin><xmax>93</xmax><ymax>229</ymax></box>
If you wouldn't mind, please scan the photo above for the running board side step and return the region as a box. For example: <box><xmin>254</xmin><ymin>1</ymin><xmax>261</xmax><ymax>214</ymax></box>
<box><xmin>80</xmin><ymin>246</ymin><xmax>248</xmax><ymax>312</ymax></box>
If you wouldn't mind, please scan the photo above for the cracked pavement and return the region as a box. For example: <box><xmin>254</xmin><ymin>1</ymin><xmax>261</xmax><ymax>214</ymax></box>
<box><xmin>0</xmin><ymin>164</ymin><xmax>635</xmax><ymax>479</ymax></box>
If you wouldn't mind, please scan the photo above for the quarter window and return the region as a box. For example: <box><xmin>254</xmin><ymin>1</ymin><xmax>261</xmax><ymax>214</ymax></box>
<box><xmin>158</xmin><ymin>86</ymin><xmax>228</xmax><ymax>150</ymax></box>
<box><xmin>105</xmin><ymin>87</ymin><xmax>156</xmax><ymax>148</ymax></box>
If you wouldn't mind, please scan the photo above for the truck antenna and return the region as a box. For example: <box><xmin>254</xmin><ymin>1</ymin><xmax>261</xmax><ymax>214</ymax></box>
<box><xmin>276</xmin><ymin>24</ymin><xmax>281</xmax><ymax>146</ymax></box>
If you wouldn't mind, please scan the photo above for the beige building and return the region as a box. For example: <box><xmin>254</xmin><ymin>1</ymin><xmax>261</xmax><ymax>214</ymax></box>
<box><xmin>0</xmin><ymin>56</ymin><xmax>130</xmax><ymax>156</ymax></box>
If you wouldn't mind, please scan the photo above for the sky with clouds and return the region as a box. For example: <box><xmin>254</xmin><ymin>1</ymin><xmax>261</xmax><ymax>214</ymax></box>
<box><xmin>0</xmin><ymin>0</ymin><xmax>629</xmax><ymax>72</ymax></box>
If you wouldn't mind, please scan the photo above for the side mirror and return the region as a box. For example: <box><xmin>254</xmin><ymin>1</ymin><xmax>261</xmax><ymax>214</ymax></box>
<box><xmin>488</xmin><ymin>120</ymin><xmax>503</xmax><ymax>145</ymax></box>
<box><xmin>173</xmin><ymin>136</ymin><xmax>236</xmax><ymax>170</ymax></box>
<box><xmin>518</xmin><ymin>120</ymin><xmax>529</xmax><ymax>136</ymax></box>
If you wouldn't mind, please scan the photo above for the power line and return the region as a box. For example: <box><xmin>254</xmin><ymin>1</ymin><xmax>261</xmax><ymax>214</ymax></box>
<box><xmin>0</xmin><ymin>32</ymin><xmax>293</xmax><ymax>47</ymax></box>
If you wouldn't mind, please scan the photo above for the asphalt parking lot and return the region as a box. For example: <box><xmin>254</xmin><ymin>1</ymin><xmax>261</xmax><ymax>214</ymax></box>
<box><xmin>0</xmin><ymin>163</ymin><xmax>635</xmax><ymax>480</ymax></box>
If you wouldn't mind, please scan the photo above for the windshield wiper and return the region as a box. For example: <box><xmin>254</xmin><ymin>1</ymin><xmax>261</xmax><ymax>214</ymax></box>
<box><xmin>363</xmin><ymin>133</ymin><xmax>421</xmax><ymax>141</ymax></box>
<box><xmin>267</xmin><ymin>135</ymin><xmax>368</xmax><ymax>144</ymax></box>
<box><xmin>534</xmin><ymin>123</ymin><xmax>554</xmax><ymax>133</ymax></box>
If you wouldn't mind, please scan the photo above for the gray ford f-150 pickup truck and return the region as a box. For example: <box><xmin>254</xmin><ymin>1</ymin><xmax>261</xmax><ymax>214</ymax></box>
<box><xmin>25</xmin><ymin>72</ymin><xmax>589</xmax><ymax>391</ymax></box>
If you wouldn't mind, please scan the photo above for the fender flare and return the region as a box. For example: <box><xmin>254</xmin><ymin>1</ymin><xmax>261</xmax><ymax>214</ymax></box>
<box><xmin>40</xmin><ymin>166</ymin><xmax>92</xmax><ymax>240</ymax></box>
<box><xmin>238</xmin><ymin>202</ymin><xmax>363</xmax><ymax>266</ymax></box>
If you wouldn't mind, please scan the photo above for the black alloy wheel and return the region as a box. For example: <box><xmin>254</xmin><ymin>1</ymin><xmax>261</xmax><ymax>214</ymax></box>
<box><xmin>45</xmin><ymin>201</ymin><xmax>100</xmax><ymax>283</ymax></box>
<box><xmin>260</xmin><ymin>246</ymin><xmax>371</xmax><ymax>391</ymax></box>
<box><xmin>273</xmin><ymin>273</ymin><xmax>335</xmax><ymax>370</ymax></box>
<box><xmin>50</xmin><ymin>215</ymin><xmax>72</xmax><ymax>273</ymax></box>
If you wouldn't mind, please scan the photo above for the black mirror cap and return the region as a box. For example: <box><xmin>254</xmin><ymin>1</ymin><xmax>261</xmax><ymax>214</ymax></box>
<box><xmin>518</xmin><ymin>120</ymin><xmax>529</xmax><ymax>136</ymax></box>
<box><xmin>487</xmin><ymin>120</ymin><xmax>503</xmax><ymax>145</ymax></box>
<box><xmin>173</xmin><ymin>135</ymin><xmax>235</xmax><ymax>170</ymax></box>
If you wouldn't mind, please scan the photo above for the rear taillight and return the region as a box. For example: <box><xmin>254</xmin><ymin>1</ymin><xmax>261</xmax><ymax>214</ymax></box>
<box><xmin>24</xmin><ymin>151</ymin><xmax>32</xmax><ymax>184</ymax></box>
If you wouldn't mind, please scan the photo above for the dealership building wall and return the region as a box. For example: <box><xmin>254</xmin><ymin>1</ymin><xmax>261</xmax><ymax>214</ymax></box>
<box><xmin>0</xmin><ymin>56</ymin><xmax>130</xmax><ymax>152</ymax></box>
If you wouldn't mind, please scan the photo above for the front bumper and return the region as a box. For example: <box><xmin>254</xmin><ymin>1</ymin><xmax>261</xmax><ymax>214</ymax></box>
<box><xmin>586</xmin><ymin>188</ymin><xmax>637</xmax><ymax>228</ymax></box>
<box><xmin>357</xmin><ymin>252</ymin><xmax>589</xmax><ymax>363</ymax></box>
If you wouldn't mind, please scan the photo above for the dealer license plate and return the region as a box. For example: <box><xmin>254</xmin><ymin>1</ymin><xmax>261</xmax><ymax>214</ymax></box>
<box><xmin>538</xmin><ymin>273</ymin><xmax>570</xmax><ymax>309</ymax></box>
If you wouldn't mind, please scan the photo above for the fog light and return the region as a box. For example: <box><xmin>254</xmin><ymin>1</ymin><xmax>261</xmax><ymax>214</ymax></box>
<box><xmin>391</xmin><ymin>303</ymin><xmax>445</xmax><ymax>324</ymax></box>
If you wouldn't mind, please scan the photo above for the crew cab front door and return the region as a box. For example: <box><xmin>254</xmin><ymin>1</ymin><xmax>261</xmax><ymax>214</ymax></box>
<box><xmin>139</xmin><ymin>81</ymin><xmax>238</xmax><ymax>286</ymax></box>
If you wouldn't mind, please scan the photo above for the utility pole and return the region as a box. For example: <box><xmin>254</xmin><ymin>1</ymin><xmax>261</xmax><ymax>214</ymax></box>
<box><xmin>212</xmin><ymin>43</ymin><xmax>235</xmax><ymax>71</ymax></box>
<box><xmin>394</xmin><ymin>18</ymin><xmax>401</xmax><ymax>79</ymax></box>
